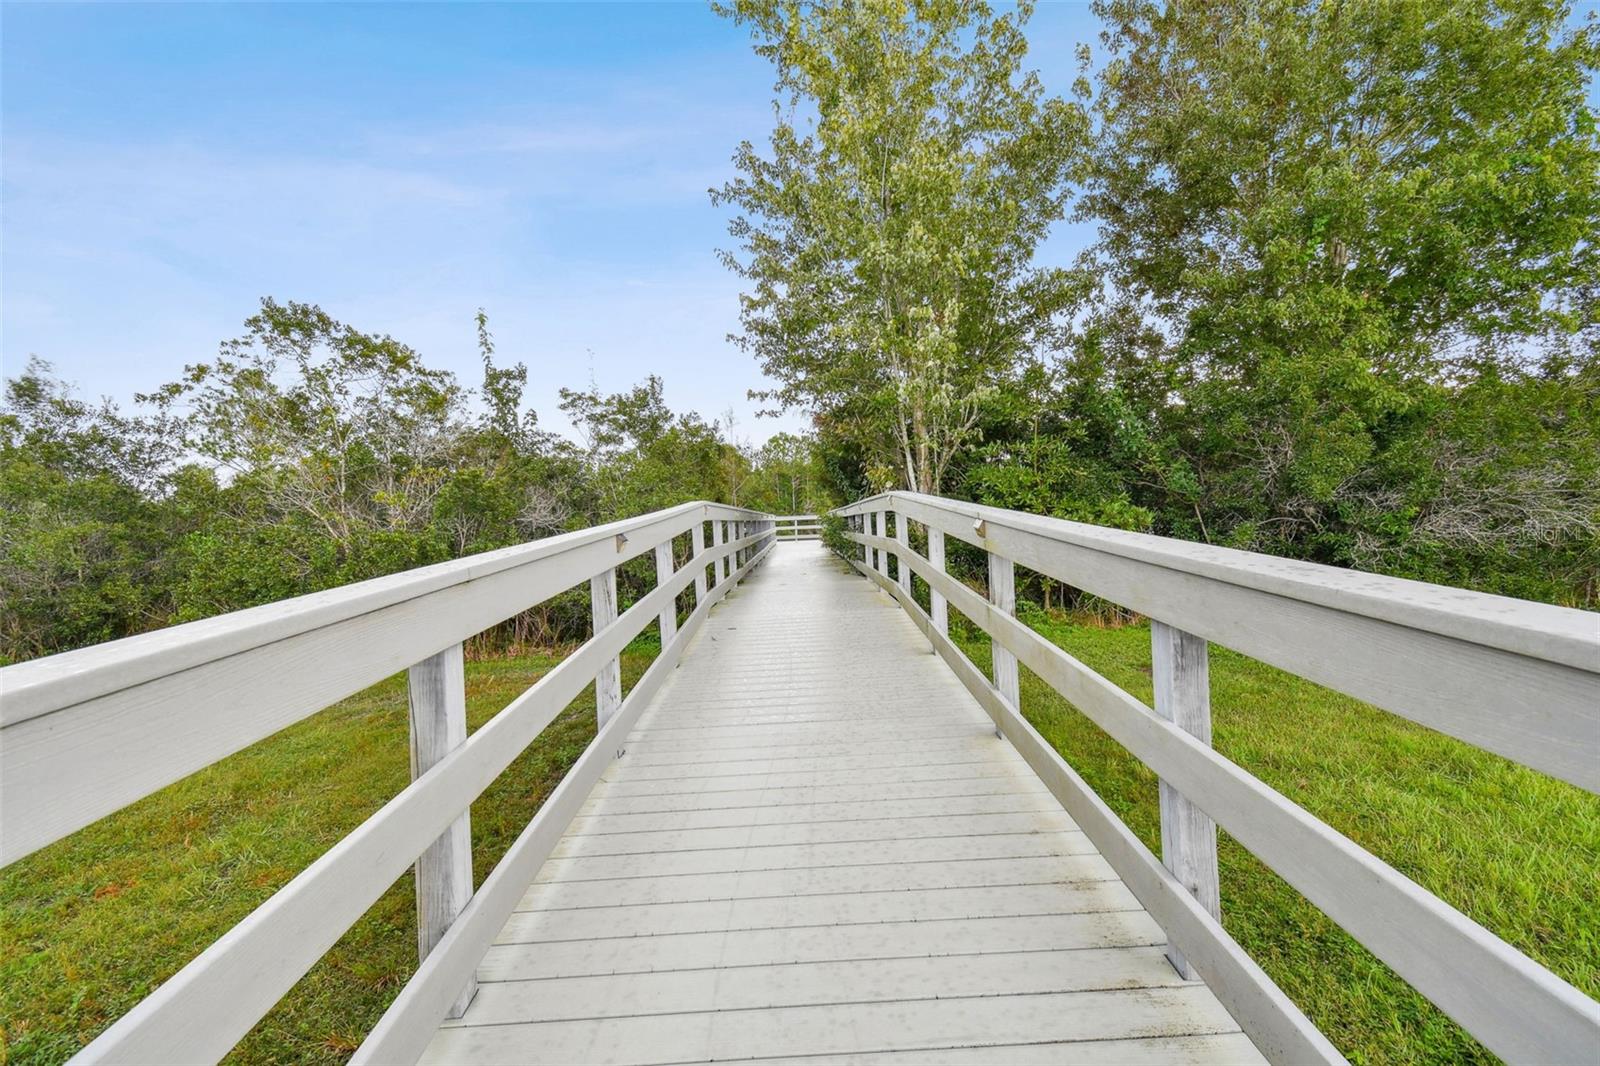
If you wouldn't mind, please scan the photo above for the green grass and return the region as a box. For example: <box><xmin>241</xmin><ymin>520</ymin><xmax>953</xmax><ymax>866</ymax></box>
<box><xmin>0</xmin><ymin>642</ymin><xmax>661</xmax><ymax>1065</ymax></box>
<box><xmin>951</xmin><ymin>612</ymin><xmax>1599</xmax><ymax>1065</ymax></box>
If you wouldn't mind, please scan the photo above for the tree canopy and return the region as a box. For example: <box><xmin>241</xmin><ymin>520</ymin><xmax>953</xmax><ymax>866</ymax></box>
<box><xmin>713</xmin><ymin>0</ymin><xmax>1088</xmax><ymax>491</ymax></box>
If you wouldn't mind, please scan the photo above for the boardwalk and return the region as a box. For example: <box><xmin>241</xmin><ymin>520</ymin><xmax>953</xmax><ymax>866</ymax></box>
<box><xmin>12</xmin><ymin>498</ymin><xmax>1593</xmax><ymax>1064</ymax></box>
<box><xmin>422</xmin><ymin>542</ymin><xmax>1262</xmax><ymax>1064</ymax></box>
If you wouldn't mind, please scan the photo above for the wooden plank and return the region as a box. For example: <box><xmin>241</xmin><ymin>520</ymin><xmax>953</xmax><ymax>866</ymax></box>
<box><xmin>1152</xmin><ymin>619</ymin><xmax>1220</xmax><ymax>979</ymax></box>
<box><xmin>531</xmin><ymin>829</ymin><xmax>1102</xmax><ymax>883</ymax></box>
<box><xmin>578</xmin><ymin>777</ymin><xmax>1054</xmax><ymax>816</ymax></box>
<box><xmin>516</xmin><ymin>854</ymin><xmax>1122</xmax><ymax>911</ymax></box>
<box><xmin>713</xmin><ymin>519</ymin><xmax>728</xmax><ymax>582</ymax></box>
<box><xmin>691</xmin><ymin>521</ymin><xmax>707</xmax><ymax>600</ymax></box>
<box><xmin>587</xmin><ymin>760</ymin><xmax>1044</xmax><ymax>798</ymax></box>
<box><xmin>653</xmin><ymin>539</ymin><xmax>676</xmax><ymax>647</ymax></box>
<box><xmin>589</xmin><ymin>568</ymin><xmax>621</xmax><ymax>730</ymax></box>
<box><xmin>894</xmin><ymin>508</ymin><xmax>911</xmax><ymax>595</ymax></box>
<box><xmin>988</xmin><ymin>551</ymin><xmax>1019</xmax><ymax>711</ymax></box>
<box><xmin>737</xmin><ymin>1034</ymin><xmax>1266</xmax><ymax>1065</ymax></box>
<box><xmin>450</xmin><ymin>946</ymin><xmax>1189</xmax><ymax>1025</ymax></box>
<box><xmin>928</xmin><ymin>526</ymin><xmax>947</xmax><ymax>639</ymax></box>
<box><xmin>497</xmin><ymin>881</ymin><xmax>1140</xmax><ymax>943</ymax></box>
<box><xmin>476</xmin><ymin>911</ymin><xmax>1168</xmax><ymax>982</ymax></box>
<box><xmin>545</xmin><ymin>809</ymin><xmax>1080</xmax><ymax>859</ymax></box>
<box><xmin>567</xmin><ymin>790</ymin><xmax>1063</xmax><ymax>833</ymax></box>
<box><xmin>420</xmin><ymin>985</ymin><xmax>1243</xmax><ymax>1065</ymax></box>
<box><xmin>406</xmin><ymin>644</ymin><xmax>476</xmax><ymax>1018</ymax></box>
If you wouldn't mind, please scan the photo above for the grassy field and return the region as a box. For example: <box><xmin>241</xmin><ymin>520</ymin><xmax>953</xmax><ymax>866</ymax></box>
<box><xmin>3</xmin><ymin>610</ymin><xmax>1596</xmax><ymax>1065</ymax></box>
<box><xmin>0</xmin><ymin>643</ymin><xmax>660</xmax><ymax>1065</ymax></box>
<box><xmin>950</xmin><ymin>612</ymin><xmax>1600</xmax><ymax>1065</ymax></box>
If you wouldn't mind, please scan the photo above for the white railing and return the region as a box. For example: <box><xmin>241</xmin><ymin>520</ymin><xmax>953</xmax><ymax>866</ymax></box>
<box><xmin>834</xmin><ymin>491</ymin><xmax>1599</xmax><ymax>1066</ymax></box>
<box><xmin>0</xmin><ymin>502</ymin><xmax>777</xmax><ymax>1064</ymax></box>
<box><xmin>773</xmin><ymin>513</ymin><xmax>822</xmax><ymax>539</ymax></box>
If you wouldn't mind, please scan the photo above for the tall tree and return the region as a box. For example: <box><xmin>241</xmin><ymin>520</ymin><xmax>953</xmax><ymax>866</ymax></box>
<box><xmin>1080</xmin><ymin>0</ymin><xmax>1600</xmax><ymax>564</ymax></box>
<box><xmin>713</xmin><ymin>0</ymin><xmax>1087</xmax><ymax>492</ymax></box>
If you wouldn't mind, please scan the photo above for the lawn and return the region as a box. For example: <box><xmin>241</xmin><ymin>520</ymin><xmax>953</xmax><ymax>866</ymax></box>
<box><xmin>950</xmin><ymin>612</ymin><xmax>1600</xmax><ymax>1065</ymax></box>
<box><xmin>0</xmin><ymin>642</ymin><xmax>660</xmax><ymax>1065</ymax></box>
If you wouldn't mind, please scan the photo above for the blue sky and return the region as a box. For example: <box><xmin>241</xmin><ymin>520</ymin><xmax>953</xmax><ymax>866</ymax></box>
<box><xmin>1</xmin><ymin>1</ymin><xmax>1101</xmax><ymax>445</ymax></box>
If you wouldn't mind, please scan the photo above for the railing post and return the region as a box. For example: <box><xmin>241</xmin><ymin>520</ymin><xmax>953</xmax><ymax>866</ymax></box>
<box><xmin>590</xmin><ymin>568</ymin><xmax>622</xmax><ymax>729</ymax></box>
<box><xmin>713</xmin><ymin>519</ymin><xmax>727</xmax><ymax>583</ymax></box>
<box><xmin>654</xmin><ymin>539</ymin><xmax>677</xmax><ymax>648</ymax></box>
<box><xmin>406</xmin><ymin>643</ymin><xmax>476</xmax><ymax>1018</ymax></box>
<box><xmin>1151</xmin><ymin>618</ymin><xmax>1220</xmax><ymax>979</ymax></box>
<box><xmin>894</xmin><ymin>511</ymin><xmax>911</xmax><ymax>596</ymax></box>
<box><xmin>987</xmin><ymin>552</ymin><xmax>1019</xmax><ymax>710</ymax></box>
<box><xmin>928</xmin><ymin>527</ymin><xmax>947</xmax><ymax>640</ymax></box>
<box><xmin>692</xmin><ymin>521</ymin><xmax>708</xmax><ymax>601</ymax></box>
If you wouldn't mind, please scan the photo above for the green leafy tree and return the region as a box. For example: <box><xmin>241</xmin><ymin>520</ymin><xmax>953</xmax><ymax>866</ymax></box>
<box><xmin>0</xmin><ymin>360</ymin><xmax>182</xmax><ymax>657</ymax></box>
<box><xmin>1079</xmin><ymin>0</ymin><xmax>1600</xmax><ymax>579</ymax></box>
<box><xmin>713</xmin><ymin>0</ymin><xmax>1088</xmax><ymax>492</ymax></box>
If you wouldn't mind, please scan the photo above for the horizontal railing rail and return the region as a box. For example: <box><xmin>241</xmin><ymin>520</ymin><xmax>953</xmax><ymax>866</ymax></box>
<box><xmin>0</xmin><ymin>503</ymin><xmax>776</xmax><ymax>1064</ymax></box>
<box><xmin>772</xmin><ymin>513</ymin><xmax>822</xmax><ymax>539</ymax></box>
<box><xmin>833</xmin><ymin>491</ymin><xmax>1600</xmax><ymax>1066</ymax></box>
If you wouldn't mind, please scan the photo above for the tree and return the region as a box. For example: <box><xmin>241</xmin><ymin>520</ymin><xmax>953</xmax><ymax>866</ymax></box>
<box><xmin>1079</xmin><ymin>0</ymin><xmax>1600</xmax><ymax>574</ymax></box>
<box><xmin>742</xmin><ymin>431</ymin><xmax>833</xmax><ymax>514</ymax></box>
<box><xmin>713</xmin><ymin>0</ymin><xmax>1088</xmax><ymax>493</ymax></box>
<box><xmin>144</xmin><ymin>298</ymin><xmax>469</xmax><ymax>549</ymax></box>
<box><xmin>0</xmin><ymin>360</ymin><xmax>182</xmax><ymax>658</ymax></box>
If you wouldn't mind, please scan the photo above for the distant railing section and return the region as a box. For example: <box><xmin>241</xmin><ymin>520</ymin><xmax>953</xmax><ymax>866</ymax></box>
<box><xmin>0</xmin><ymin>503</ymin><xmax>777</xmax><ymax>1064</ymax></box>
<box><xmin>772</xmin><ymin>513</ymin><xmax>822</xmax><ymax>540</ymax></box>
<box><xmin>834</xmin><ymin>491</ymin><xmax>1599</xmax><ymax>1066</ymax></box>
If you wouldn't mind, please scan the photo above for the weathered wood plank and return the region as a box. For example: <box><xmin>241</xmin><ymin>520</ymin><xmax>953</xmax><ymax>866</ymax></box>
<box><xmin>450</xmin><ymin>946</ymin><xmax>1189</xmax><ymax>1025</ymax></box>
<box><xmin>420</xmin><ymin>985</ymin><xmax>1245</xmax><ymax>1065</ymax></box>
<box><xmin>407</xmin><ymin>644</ymin><xmax>476</xmax><ymax>1018</ymax></box>
<box><xmin>988</xmin><ymin>550</ymin><xmax>1019</xmax><ymax>711</ymax></box>
<box><xmin>1152</xmin><ymin>619</ymin><xmax>1220</xmax><ymax>979</ymax></box>
<box><xmin>653</xmin><ymin>539</ymin><xmax>677</xmax><ymax>647</ymax></box>
<box><xmin>589</xmin><ymin>567</ymin><xmax>621</xmax><ymax>730</ymax></box>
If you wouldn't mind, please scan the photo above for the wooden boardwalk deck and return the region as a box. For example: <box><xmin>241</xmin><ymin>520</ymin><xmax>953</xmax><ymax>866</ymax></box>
<box><xmin>421</xmin><ymin>542</ymin><xmax>1264</xmax><ymax>1064</ymax></box>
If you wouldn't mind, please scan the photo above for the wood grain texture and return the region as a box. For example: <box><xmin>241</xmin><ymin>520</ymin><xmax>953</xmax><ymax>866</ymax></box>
<box><xmin>928</xmin><ymin>526</ymin><xmax>947</xmax><ymax>640</ymax></box>
<box><xmin>1152</xmin><ymin>620</ymin><xmax>1220</xmax><ymax>980</ymax></box>
<box><xmin>653</xmin><ymin>540</ymin><xmax>677</xmax><ymax>647</ymax></box>
<box><xmin>589</xmin><ymin>568</ymin><xmax>621</xmax><ymax>730</ymax></box>
<box><xmin>407</xmin><ymin>644</ymin><xmax>477</xmax><ymax>1018</ymax></box>
<box><xmin>988</xmin><ymin>551</ymin><xmax>1019</xmax><ymax>711</ymax></box>
<box><xmin>894</xmin><ymin>508</ymin><xmax>912</xmax><ymax>595</ymax></box>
